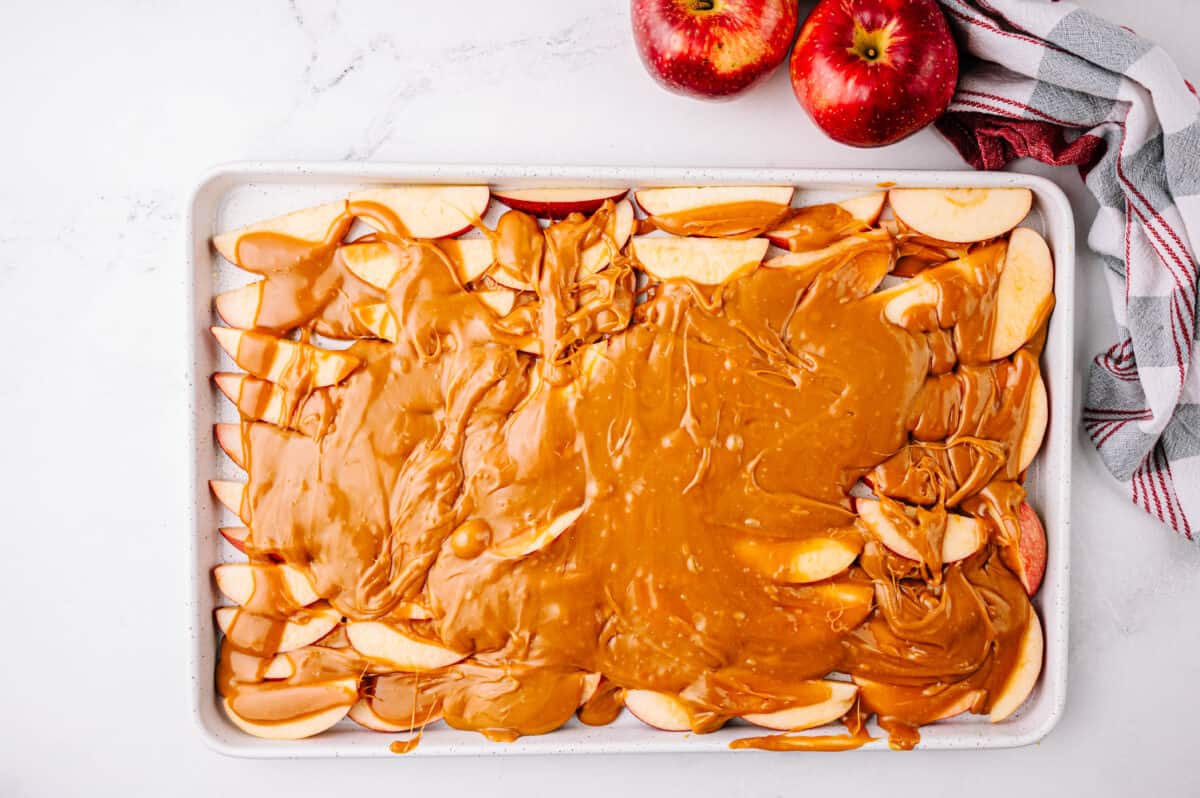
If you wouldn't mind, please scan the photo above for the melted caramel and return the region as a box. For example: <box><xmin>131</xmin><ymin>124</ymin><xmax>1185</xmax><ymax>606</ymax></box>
<box><xmin>212</xmin><ymin>193</ymin><xmax>1048</xmax><ymax>750</ymax></box>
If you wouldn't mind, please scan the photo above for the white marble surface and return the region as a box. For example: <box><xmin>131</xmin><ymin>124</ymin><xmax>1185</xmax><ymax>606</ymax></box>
<box><xmin>2</xmin><ymin>1</ymin><xmax>1199</xmax><ymax>795</ymax></box>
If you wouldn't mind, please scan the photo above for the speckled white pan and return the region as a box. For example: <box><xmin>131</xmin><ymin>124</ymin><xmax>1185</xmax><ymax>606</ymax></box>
<box><xmin>186</xmin><ymin>163</ymin><xmax>1073</xmax><ymax>757</ymax></box>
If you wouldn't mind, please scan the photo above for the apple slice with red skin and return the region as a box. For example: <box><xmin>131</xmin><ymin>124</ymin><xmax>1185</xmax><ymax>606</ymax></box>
<box><xmin>345</xmin><ymin>622</ymin><xmax>466</xmax><ymax>671</ymax></box>
<box><xmin>623</xmin><ymin>690</ymin><xmax>693</xmax><ymax>732</ymax></box>
<box><xmin>888</xmin><ymin>188</ymin><xmax>1033</xmax><ymax>244</ymax></box>
<box><xmin>1014</xmin><ymin>368</ymin><xmax>1048</xmax><ymax>474</ymax></box>
<box><xmin>987</xmin><ymin>227</ymin><xmax>1054</xmax><ymax>360</ymax></box>
<box><xmin>990</xmin><ymin>609</ymin><xmax>1044</xmax><ymax>722</ymax></box>
<box><xmin>634</xmin><ymin>185</ymin><xmax>794</xmax><ymax>218</ymax></box>
<box><xmin>856</xmin><ymin>498</ymin><xmax>986</xmax><ymax>564</ymax></box>
<box><xmin>214</xmin><ymin>563</ymin><xmax>321</xmax><ymax>609</ymax></box>
<box><xmin>213</xmin><ymin>201</ymin><xmax>351</xmax><ymax>268</ymax></box>
<box><xmin>493</xmin><ymin>187</ymin><xmax>629</xmax><ymax>219</ymax></box>
<box><xmin>211</xmin><ymin>326</ymin><xmax>361</xmax><ymax>388</ymax></box>
<box><xmin>741</xmin><ymin>680</ymin><xmax>857</xmax><ymax>731</ymax></box>
<box><xmin>223</xmin><ymin>677</ymin><xmax>358</xmax><ymax>740</ymax></box>
<box><xmin>214</xmin><ymin>423</ymin><xmax>246</xmax><ymax>469</ymax></box>
<box><xmin>215</xmin><ymin>605</ymin><xmax>341</xmax><ymax>655</ymax></box>
<box><xmin>632</xmin><ymin>235</ymin><xmax>768</xmax><ymax>284</ymax></box>
<box><xmin>220</xmin><ymin>526</ymin><xmax>250</xmax><ymax>553</ymax></box>
<box><xmin>348</xmin><ymin>186</ymin><xmax>489</xmax><ymax>239</ymax></box>
<box><xmin>733</xmin><ymin>534</ymin><xmax>863</xmax><ymax>583</ymax></box>
<box><xmin>211</xmin><ymin>480</ymin><xmax>248</xmax><ymax>523</ymax></box>
<box><xmin>214</xmin><ymin>282</ymin><xmax>264</xmax><ymax>329</ymax></box>
<box><xmin>1004</xmin><ymin>502</ymin><xmax>1048</xmax><ymax>596</ymax></box>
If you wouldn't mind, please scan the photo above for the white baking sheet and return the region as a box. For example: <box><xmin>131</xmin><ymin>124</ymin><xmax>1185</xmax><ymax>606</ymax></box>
<box><xmin>186</xmin><ymin>163</ymin><xmax>1073</xmax><ymax>757</ymax></box>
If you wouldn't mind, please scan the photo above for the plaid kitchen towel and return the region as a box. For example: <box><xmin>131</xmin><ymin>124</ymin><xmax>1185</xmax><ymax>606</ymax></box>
<box><xmin>934</xmin><ymin>0</ymin><xmax>1200</xmax><ymax>540</ymax></box>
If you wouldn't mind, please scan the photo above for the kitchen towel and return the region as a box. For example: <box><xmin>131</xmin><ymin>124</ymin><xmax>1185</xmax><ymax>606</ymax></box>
<box><xmin>934</xmin><ymin>0</ymin><xmax>1200</xmax><ymax>540</ymax></box>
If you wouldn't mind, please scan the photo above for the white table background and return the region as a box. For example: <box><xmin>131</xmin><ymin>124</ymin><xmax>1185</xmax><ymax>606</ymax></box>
<box><xmin>2</xmin><ymin>1</ymin><xmax>1198</xmax><ymax>795</ymax></box>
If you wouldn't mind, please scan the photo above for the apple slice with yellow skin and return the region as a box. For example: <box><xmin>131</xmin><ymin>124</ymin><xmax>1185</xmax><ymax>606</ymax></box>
<box><xmin>733</xmin><ymin>534</ymin><xmax>863</xmax><ymax>583</ymax></box>
<box><xmin>211</xmin><ymin>326</ymin><xmax>360</xmax><ymax>388</ymax></box>
<box><xmin>837</xmin><ymin>192</ymin><xmax>887</xmax><ymax>225</ymax></box>
<box><xmin>214</xmin><ymin>423</ymin><xmax>246</xmax><ymax>469</ymax></box>
<box><xmin>580</xmin><ymin>199</ymin><xmax>636</xmax><ymax>277</ymax></box>
<box><xmin>1015</xmin><ymin>368</ymin><xmax>1048</xmax><ymax>473</ymax></box>
<box><xmin>215</xmin><ymin>605</ymin><xmax>341</xmax><ymax>654</ymax></box>
<box><xmin>214</xmin><ymin>282</ymin><xmax>265</xmax><ymax>329</ymax></box>
<box><xmin>345</xmin><ymin>622</ymin><xmax>466</xmax><ymax>671</ymax></box>
<box><xmin>213</xmin><ymin>201</ymin><xmax>351</xmax><ymax>267</ymax></box>
<box><xmin>491</xmin><ymin>506</ymin><xmax>585</xmax><ymax>559</ymax></box>
<box><xmin>210</xmin><ymin>480</ymin><xmax>248</xmax><ymax>522</ymax></box>
<box><xmin>493</xmin><ymin>187</ymin><xmax>628</xmax><ymax>218</ymax></box>
<box><xmin>348</xmin><ymin>186</ymin><xmax>489</xmax><ymax>238</ymax></box>
<box><xmin>623</xmin><ymin>690</ymin><xmax>693</xmax><ymax>732</ymax></box>
<box><xmin>222</xmin><ymin>677</ymin><xmax>358</xmax><ymax>740</ymax></box>
<box><xmin>990</xmin><ymin>610</ymin><xmax>1044</xmax><ymax>722</ymax></box>
<box><xmin>888</xmin><ymin>188</ymin><xmax>1032</xmax><ymax>243</ymax></box>
<box><xmin>436</xmin><ymin>237</ymin><xmax>495</xmax><ymax>282</ymax></box>
<box><xmin>220</xmin><ymin>526</ymin><xmax>250</xmax><ymax>553</ymax></box>
<box><xmin>634</xmin><ymin>185</ymin><xmax>794</xmax><ymax>217</ymax></box>
<box><xmin>632</xmin><ymin>235</ymin><xmax>768</xmax><ymax>285</ymax></box>
<box><xmin>1004</xmin><ymin>502</ymin><xmax>1048</xmax><ymax>596</ymax></box>
<box><xmin>214</xmin><ymin>563</ymin><xmax>321</xmax><ymax>609</ymax></box>
<box><xmin>741</xmin><ymin>680</ymin><xmax>858</xmax><ymax>731</ymax></box>
<box><xmin>856</xmin><ymin>499</ymin><xmax>986</xmax><ymax>564</ymax></box>
<box><xmin>988</xmin><ymin>227</ymin><xmax>1054</xmax><ymax>360</ymax></box>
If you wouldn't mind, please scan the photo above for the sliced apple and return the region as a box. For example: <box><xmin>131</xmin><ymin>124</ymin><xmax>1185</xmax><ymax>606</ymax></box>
<box><xmin>785</xmin><ymin>580</ymin><xmax>875</xmax><ymax>630</ymax></box>
<box><xmin>836</xmin><ymin>192</ymin><xmax>887</xmax><ymax>225</ymax></box>
<box><xmin>1004</xmin><ymin>502</ymin><xmax>1048</xmax><ymax>596</ymax></box>
<box><xmin>632</xmin><ymin>236</ymin><xmax>767</xmax><ymax>285</ymax></box>
<box><xmin>214</xmin><ymin>423</ymin><xmax>246</xmax><ymax>469</ymax></box>
<box><xmin>476</xmin><ymin>288</ymin><xmax>517</xmax><ymax>317</ymax></box>
<box><xmin>213</xmin><ymin>373</ymin><xmax>288</xmax><ymax>427</ymax></box>
<box><xmin>436</xmin><ymin>237</ymin><xmax>495</xmax><ymax>282</ymax></box>
<box><xmin>210</xmin><ymin>480</ymin><xmax>247</xmax><ymax>522</ymax></box>
<box><xmin>213</xmin><ymin>201</ymin><xmax>351</xmax><ymax>267</ymax></box>
<box><xmin>215</xmin><ymin>604</ymin><xmax>341</xmax><ymax>654</ymax></box>
<box><xmin>348</xmin><ymin>698</ymin><xmax>437</xmax><ymax>732</ymax></box>
<box><xmin>623</xmin><ymin>690</ymin><xmax>692</xmax><ymax>732</ymax></box>
<box><xmin>634</xmin><ymin>186</ymin><xmax>794</xmax><ymax>217</ymax></box>
<box><xmin>211</xmin><ymin>326</ymin><xmax>360</xmax><ymax>388</ymax></box>
<box><xmin>220</xmin><ymin>526</ymin><xmax>250</xmax><ymax>553</ymax></box>
<box><xmin>734</xmin><ymin>534</ymin><xmax>863</xmax><ymax>583</ymax></box>
<box><xmin>341</xmin><ymin>241</ymin><xmax>403</xmax><ymax>290</ymax></box>
<box><xmin>763</xmin><ymin>232</ymin><xmax>889</xmax><ymax>271</ymax></box>
<box><xmin>856</xmin><ymin>499</ymin><xmax>986</xmax><ymax>564</ymax></box>
<box><xmin>931</xmin><ymin>689</ymin><xmax>983</xmax><ymax>721</ymax></box>
<box><xmin>491</xmin><ymin>506</ymin><xmax>585</xmax><ymax>559</ymax></box>
<box><xmin>742</xmin><ymin>680</ymin><xmax>857</xmax><ymax>731</ymax></box>
<box><xmin>214</xmin><ymin>282</ymin><xmax>264</xmax><ymax>329</ymax></box>
<box><xmin>580</xmin><ymin>199</ymin><xmax>636</xmax><ymax>277</ymax></box>
<box><xmin>888</xmin><ymin>188</ymin><xmax>1032</xmax><ymax>243</ymax></box>
<box><xmin>988</xmin><ymin>227</ymin><xmax>1054</xmax><ymax>360</ymax></box>
<box><xmin>493</xmin><ymin>187</ymin><xmax>629</xmax><ymax>218</ymax></box>
<box><xmin>345</xmin><ymin>622</ymin><xmax>466</xmax><ymax>671</ymax></box>
<box><xmin>390</xmin><ymin>602</ymin><xmax>434</xmax><ymax>621</ymax></box>
<box><xmin>350</xmin><ymin>302</ymin><xmax>399</xmax><ymax>342</ymax></box>
<box><xmin>348</xmin><ymin>186</ymin><xmax>489</xmax><ymax>238</ymax></box>
<box><xmin>228</xmin><ymin>650</ymin><xmax>296</xmax><ymax>682</ymax></box>
<box><xmin>580</xmin><ymin>673</ymin><xmax>603</xmax><ymax>707</ymax></box>
<box><xmin>1015</xmin><ymin>369</ymin><xmax>1048</xmax><ymax>473</ymax></box>
<box><xmin>222</xmin><ymin>677</ymin><xmax>358</xmax><ymax>740</ymax></box>
<box><xmin>214</xmin><ymin>563</ymin><xmax>321</xmax><ymax>609</ymax></box>
<box><xmin>990</xmin><ymin>610</ymin><xmax>1044</xmax><ymax>722</ymax></box>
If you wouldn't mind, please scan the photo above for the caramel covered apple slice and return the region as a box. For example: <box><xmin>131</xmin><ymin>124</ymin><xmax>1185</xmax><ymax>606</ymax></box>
<box><xmin>989</xmin><ymin>610</ymin><xmax>1044</xmax><ymax>722</ymax></box>
<box><xmin>741</xmin><ymin>680</ymin><xmax>857</xmax><ymax>731</ymax></box>
<box><xmin>436</xmin><ymin>237</ymin><xmax>495</xmax><ymax>282</ymax></box>
<box><xmin>631</xmin><ymin>235</ymin><xmax>768</xmax><ymax>284</ymax></box>
<box><xmin>856</xmin><ymin>499</ymin><xmax>986</xmax><ymax>564</ymax></box>
<box><xmin>215</xmin><ymin>604</ymin><xmax>342</xmax><ymax>656</ymax></box>
<box><xmin>493</xmin><ymin>187</ymin><xmax>628</xmax><ymax>219</ymax></box>
<box><xmin>490</xmin><ymin>506</ymin><xmax>585</xmax><ymax>559</ymax></box>
<box><xmin>213</xmin><ymin>201</ymin><xmax>351</xmax><ymax>269</ymax></box>
<box><xmin>623</xmin><ymin>690</ymin><xmax>694</xmax><ymax>732</ymax></box>
<box><xmin>349</xmin><ymin>302</ymin><xmax>399</xmax><ymax>342</ymax></box>
<box><xmin>987</xmin><ymin>227</ymin><xmax>1054</xmax><ymax>360</ymax></box>
<box><xmin>579</xmin><ymin>199</ymin><xmax>636</xmax><ymax>277</ymax></box>
<box><xmin>888</xmin><ymin>188</ymin><xmax>1032</xmax><ymax>243</ymax></box>
<box><xmin>349</xmin><ymin>185</ymin><xmax>489</xmax><ymax>238</ymax></box>
<box><xmin>214</xmin><ymin>563</ymin><xmax>321</xmax><ymax>611</ymax></box>
<box><xmin>211</xmin><ymin>327</ymin><xmax>361</xmax><ymax>388</ymax></box>
<box><xmin>635</xmin><ymin>186</ymin><xmax>794</xmax><ymax>238</ymax></box>
<box><xmin>345</xmin><ymin>622</ymin><xmax>466</xmax><ymax>671</ymax></box>
<box><xmin>1014</xmin><ymin>368</ymin><xmax>1048</xmax><ymax>473</ymax></box>
<box><xmin>733</xmin><ymin>534</ymin><xmax>863</xmax><ymax>583</ymax></box>
<box><xmin>222</xmin><ymin>676</ymin><xmax>359</xmax><ymax>740</ymax></box>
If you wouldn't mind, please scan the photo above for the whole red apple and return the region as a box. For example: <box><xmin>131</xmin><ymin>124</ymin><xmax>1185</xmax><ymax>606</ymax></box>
<box><xmin>790</xmin><ymin>0</ymin><xmax>958</xmax><ymax>146</ymax></box>
<box><xmin>632</xmin><ymin>0</ymin><xmax>798</xmax><ymax>100</ymax></box>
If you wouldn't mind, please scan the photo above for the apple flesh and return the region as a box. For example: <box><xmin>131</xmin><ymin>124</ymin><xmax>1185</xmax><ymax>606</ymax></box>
<box><xmin>733</xmin><ymin>534</ymin><xmax>863</xmax><ymax>583</ymax></box>
<box><xmin>837</xmin><ymin>192</ymin><xmax>887</xmax><ymax>225</ymax></box>
<box><xmin>580</xmin><ymin>199</ymin><xmax>635</xmax><ymax>277</ymax></box>
<box><xmin>741</xmin><ymin>680</ymin><xmax>857</xmax><ymax>731</ymax></box>
<box><xmin>856</xmin><ymin>498</ymin><xmax>987</xmax><ymax>564</ymax></box>
<box><xmin>631</xmin><ymin>0</ymin><xmax>798</xmax><ymax>100</ymax></box>
<box><xmin>790</xmin><ymin>0</ymin><xmax>958</xmax><ymax>146</ymax></box>
<box><xmin>1014</xmin><ymin>369</ymin><xmax>1048</xmax><ymax>474</ymax></box>
<box><xmin>631</xmin><ymin>235</ymin><xmax>768</xmax><ymax>284</ymax></box>
<box><xmin>211</xmin><ymin>326</ymin><xmax>361</xmax><ymax>388</ymax></box>
<box><xmin>220</xmin><ymin>526</ymin><xmax>250</xmax><ymax>553</ymax></box>
<box><xmin>213</xmin><ymin>201</ymin><xmax>351</xmax><ymax>268</ymax></box>
<box><xmin>491</xmin><ymin>506</ymin><xmax>585</xmax><ymax>559</ymax></box>
<box><xmin>210</xmin><ymin>480</ymin><xmax>248</xmax><ymax>522</ymax></box>
<box><xmin>348</xmin><ymin>698</ymin><xmax>439</xmax><ymax>732</ymax></box>
<box><xmin>222</xmin><ymin>677</ymin><xmax>358</xmax><ymax>740</ymax></box>
<box><xmin>988</xmin><ymin>227</ymin><xmax>1054</xmax><ymax>359</ymax></box>
<box><xmin>436</xmin><ymin>238</ymin><xmax>495</xmax><ymax>283</ymax></box>
<box><xmin>493</xmin><ymin>187</ymin><xmax>628</xmax><ymax>218</ymax></box>
<box><xmin>214</xmin><ymin>282</ymin><xmax>264</xmax><ymax>330</ymax></box>
<box><xmin>989</xmin><ymin>610</ymin><xmax>1044</xmax><ymax>722</ymax></box>
<box><xmin>348</xmin><ymin>186</ymin><xmax>489</xmax><ymax>239</ymax></box>
<box><xmin>476</xmin><ymin>288</ymin><xmax>517</xmax><ymax>317</ymax></box>
<box><xmin>214</xmin><ymin>563</ymin><xmax>321</xmax><ymax>609</ymax></box>
<box><xmin>1004</xmin><ymin>502</ymin><xmax>1048</xmax><ymax>596</ymax></box>
<box><xmin>214</xmin><ymin>423</ymin><xmax>246</xmax><ymax>469</ymax></box>
<box><xmin>215</xmin><ymin>605</ymin><xmax>341</xmax><ymax>654</ymax></box>
<box><xmin>623</xmin><ymin>690</ymin><xmax>693</xmax><ymax>732</ymax></box>
<box><xmin>350</xmin><ymin>302</ymin><xmax>399</xmax><ymax>343</ymax></box>
<box><xmin>888</xmin><ymin>188</ymin><xmax>1033</xmax><ymax>244</ymax></box>
<box><xmin>345</xmin><ymin>622</ymin><xmax>466</xmax><ymax>671</ymax></box>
